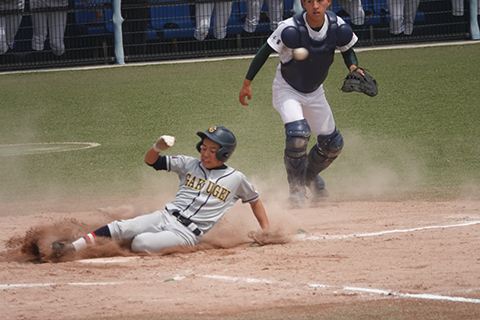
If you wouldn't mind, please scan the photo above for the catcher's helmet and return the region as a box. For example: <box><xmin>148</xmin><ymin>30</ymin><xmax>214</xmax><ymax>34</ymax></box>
<box><xmin>196</xmin><ymin>125</ymin><xmax>237</xmax><ymax>162</ymax></box>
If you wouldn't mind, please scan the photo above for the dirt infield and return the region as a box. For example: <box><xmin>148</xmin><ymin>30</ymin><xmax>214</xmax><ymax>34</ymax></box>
<box><xmin>1</xmin><ymin>195</ymin><xmax>480</xmax><ymax>320</ymax></box>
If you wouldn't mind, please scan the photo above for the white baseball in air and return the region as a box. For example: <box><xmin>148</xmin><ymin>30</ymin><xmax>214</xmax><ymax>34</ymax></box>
<box><xmin>293</xmin><ymin>47</ymin><xmax>309</xmax><ymax>61</ymax></box>
<box><xmin>162</xmin><ymin>135</ymin><xmax>175</xmax><ymax>147</ymax></box>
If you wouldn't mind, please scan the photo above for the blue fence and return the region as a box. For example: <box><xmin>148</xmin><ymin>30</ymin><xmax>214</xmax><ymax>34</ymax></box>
<box><xmin>0</xmin><ymin>0</ymin><xmax>477</xmax><ymax>72</ymax></box>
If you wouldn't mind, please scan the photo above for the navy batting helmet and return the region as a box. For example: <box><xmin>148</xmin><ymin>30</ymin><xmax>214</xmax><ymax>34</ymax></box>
<box><xmin>196</xmin><ymin>125</ymin><xmax>237</xmax><ymax>162</ymax></box>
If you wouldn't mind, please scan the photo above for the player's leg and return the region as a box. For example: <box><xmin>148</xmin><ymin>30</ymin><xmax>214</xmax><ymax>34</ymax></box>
<box><xmin>52</xmin><ymin>210</ymin><xmax>171</xmax><ymax>255</ymax></box>
<box><xmin>30</xmin><ymin>0</ymin><xmax>48</xmax><ymax>53</ymax></box>
<box><xmin>450</xmin><ymin>0</ymin><xmax>464</xmax><ymax>17</ymax></box>
<box><xmin>5</xmin><ymin>14</ymin><xmax>23</xmax><ymax>50</ymax></box>
<box><xmin>242</xmin><ymin>0</ymin><xmax>262</xmax><ymax>47</ymax></box>
<box><xmin>292</xmin><ymin>0</ymin><xmax>304</xmax><ymax>14</ymax></box>
<box><xmin>303</xmin><ymin>85</ymin><xmax>343</xmax><ymax>199</ymax></box>
<box><xmin>283</xmin><ymin>119</ymin><xmax>311</xmax><ymax>206</ymax></box>
<box><xmin>131</xmin><ymin>230</ymin><xmax>186</xmax><ymax>253</ymax></box>
<box><xmin>272</xmin><ymin>78</ymin><xmax>310</xmax><ymax>207</ymax></box>
<box><xmin>335</xmin><ymin>0</ymin><xmax>365</xmax><ymax>26</ymax></box>
<box><xmin>305</xmin><ymin>129</ymin><xmax>344</xmax><ymax>198</ymax></box>
<box><xmin>403</xmin><ymin>0</ymin><xmax>420</xmax><ymax>35</ymax></box>
<box><xmin>0</xmin><ymin>13</ymin><xmax>8</xmax><ymax>54</ymax></box>
<box><xmin>194</xmin><ymin>2</ymin><xmax>215</xmax><ymax>41</ymax></box>
<box><xmin>387</xmin><ymin>0</ymin><xmax>405</xmax><ymax>35</ymax></box>
<box><xmin>265</xmin><ymin>0</ymin><xmax>284</xmax><ymax>31</ymax></box>
<box><xmin>48</xmin><ymin>10</ymin><xmax>67</xmax><ymax>56</ymax></box>
<box><xmin>2</xmin><ymin>0</ymin><xmax>24</xmax><ymax>53</ymax></box>
<box><xmin>244</xmin><ymin>0</ymin><xmax>262</xmax><ymax>33</ymax></box>
<box><xmin>212</xmin><ymin>1</ymin><xmax>233</xmax><ymax>39</ymax></box>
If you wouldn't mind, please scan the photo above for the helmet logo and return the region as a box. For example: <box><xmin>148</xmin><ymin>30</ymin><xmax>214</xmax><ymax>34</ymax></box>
<box><xmin>208</xmin><ymin>126</ymin><xmax>217</xmax><ymax>133</ymax></box>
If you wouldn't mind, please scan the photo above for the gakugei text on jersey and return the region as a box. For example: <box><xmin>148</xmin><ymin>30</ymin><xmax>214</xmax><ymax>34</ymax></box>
<box><xmin>185</xmin><ymin>173</ymin><xmax>232</xmax><ymax>203</ymax></box>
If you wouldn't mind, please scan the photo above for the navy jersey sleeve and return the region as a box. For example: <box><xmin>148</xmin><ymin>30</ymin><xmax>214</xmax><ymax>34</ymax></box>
<box><xmin>147</xmin><ymin>155</ymin><xmax>168</xmax><ymax>171</ymax></box>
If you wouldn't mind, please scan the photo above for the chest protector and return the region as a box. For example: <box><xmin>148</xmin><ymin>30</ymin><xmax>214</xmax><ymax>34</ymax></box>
<box><xmin>281</xmin><ymin>11</ymin><xmax>343</xmax><ymax>94</ymax></box>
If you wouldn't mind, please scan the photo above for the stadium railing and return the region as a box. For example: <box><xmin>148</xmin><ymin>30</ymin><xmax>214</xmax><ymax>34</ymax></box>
<box><xmin>0</xmin><ymin>0</ymin><xmax>476</xmax><ymax>72</ymax></box>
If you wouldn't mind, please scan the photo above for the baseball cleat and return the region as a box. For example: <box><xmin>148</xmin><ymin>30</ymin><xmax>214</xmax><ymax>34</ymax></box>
<box><xmin>307</xmin><ymin>175</ymin><xmax>329</xmax><ymax>199</ymax></box>
<box><xmin>51</xmin><ymin>241</ymin><xmax>75</xmax><ymax>256</ymax></box>
<box><xmin>288</xmin><ymin>192</ymin><xmax>307</xmax><ymax>209</ymax></box>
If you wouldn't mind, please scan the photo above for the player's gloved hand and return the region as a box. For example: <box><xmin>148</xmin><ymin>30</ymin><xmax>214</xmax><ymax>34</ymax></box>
<box><xmin>341</xmin><ymin>67</ymin><xmax>378</xmax><ymax>97</ymax></box>
<box><xmin>153</xmin><ymin>135</ymin><xmax>175</xmax><ymax>152</ymax></box>
<box><xmin>248</xmin><ymin>230</ymin><xmax>288</xmax><ymax>246</ymax></box>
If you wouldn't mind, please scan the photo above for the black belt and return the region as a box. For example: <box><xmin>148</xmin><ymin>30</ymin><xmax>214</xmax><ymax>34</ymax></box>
<box><xmin>172</xmin><ymin>211</ymin><xmax>201</xmax><ymax>236</ymax></box>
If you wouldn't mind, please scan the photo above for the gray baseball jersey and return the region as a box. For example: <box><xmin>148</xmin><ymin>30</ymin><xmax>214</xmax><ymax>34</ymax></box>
<box><xmin>165</xmin><ymin>155</ymin><xmax>259</xmax><ymax>231</ymax></box>
<box><xmin>107</xmin><ymin>155</ymin><xmax>259</xmax><ymax>253</ymax></box>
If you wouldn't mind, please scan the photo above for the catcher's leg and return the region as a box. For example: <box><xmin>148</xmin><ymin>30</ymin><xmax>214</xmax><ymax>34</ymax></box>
<box><xmin>306</xmin><ymin>128</ymin><xmax>344</xmax><ymax>198</ymax></box>
<box><xmin>284</xmin><ymin>119</ymin><xmax>311</xmax><ymax>207</ymax></box>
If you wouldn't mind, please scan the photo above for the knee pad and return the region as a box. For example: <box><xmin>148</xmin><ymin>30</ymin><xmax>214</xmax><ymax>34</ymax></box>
<box><xmin>316</xmin><ymin>128</ymin><xmax>344</xmax><ymax>158</ymax></box>
<box><xmin>284</xmin><ymin>119</ymin><xmax>311</xmax><ymax>158</ymax></box>
<box><xmin>306</xmin><ymin>129</ymin><xmax>344</xmax><ymax>182</ymax></box>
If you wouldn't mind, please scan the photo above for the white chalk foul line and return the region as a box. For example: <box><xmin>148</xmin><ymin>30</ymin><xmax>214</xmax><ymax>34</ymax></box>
<box><xmin>2</xmin><ymin>274</ymin><xmax>479</xmax><ymax>304</ymax></box>
<box><xmin>3</xmin><ymin>220</ymin><xmax>480</xmax><ymax>304</ymax></box>
<box><xmin>202</xmin><ymin>275</ymin><xmax>480</xmax><ymax>304</ymax></box>
<box><xmin>340</xmin><ymin>286</ymin><xmax>480</xmax><ymax>304</ymax></box>
<box><xmin>295</xmin><ymin>220</ymin><xmax>480</xmax><ymax>241</ymax></box>
<box><xmin>0</xmin><ymin>276</ymin><xmax>186</xmax><ymax>290</ymax></box>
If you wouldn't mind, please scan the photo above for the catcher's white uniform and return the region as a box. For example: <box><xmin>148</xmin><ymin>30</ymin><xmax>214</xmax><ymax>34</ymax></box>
<box><xmin>267</xmin><ymin>13</ymin><xmax>357</xmax><ymax>136</ymax></box>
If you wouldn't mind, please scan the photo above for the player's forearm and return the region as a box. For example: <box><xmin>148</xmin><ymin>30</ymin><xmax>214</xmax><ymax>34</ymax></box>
<box><xmin>145</xmin><ymin>148</ymin><xmax>160</xmax><ymax>165</ymax></box>
<box><xmin>250</xmin><ymin>199</ymin><xmax>270</xmax><ymax>230</ymax></box>
<box><xmin>245</xmin><ymin>43</ymin><xmax>275</xmax><ymax>81</ymax></box>
<box><xmin>341</xmin><ymin>48</ymin><xmax>359</xmax><ymax>70</ymax></box>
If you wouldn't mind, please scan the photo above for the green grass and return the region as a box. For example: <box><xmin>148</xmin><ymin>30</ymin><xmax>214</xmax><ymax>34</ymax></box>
<box><xmin>1</xmin><ymin>43</ymin><xmax>479</xmax><ymax>206</ymax></box>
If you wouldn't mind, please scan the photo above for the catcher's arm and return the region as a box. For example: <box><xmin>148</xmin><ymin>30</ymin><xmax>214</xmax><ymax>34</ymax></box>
<box><xmin>239</xmin><ymin>43</ymin><xmax>275</xmax><ymax>106</ymax></box>
<box><xmin>341</xmin><ymin>48</ymin><xmax>364</xmax><ymax>76</ymax></box>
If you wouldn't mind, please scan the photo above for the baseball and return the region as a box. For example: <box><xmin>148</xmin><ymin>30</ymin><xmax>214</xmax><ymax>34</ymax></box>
<box><xmin>293</xmin><ymin>47</ymin><xmax>309</xmax><ymax>60</ymax></box>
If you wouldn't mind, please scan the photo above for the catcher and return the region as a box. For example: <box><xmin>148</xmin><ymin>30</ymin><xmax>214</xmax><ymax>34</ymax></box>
<box><xmin>239</xmin><ymin>0</ymin><xmax>377</xmax><ymax>208</ymax></box>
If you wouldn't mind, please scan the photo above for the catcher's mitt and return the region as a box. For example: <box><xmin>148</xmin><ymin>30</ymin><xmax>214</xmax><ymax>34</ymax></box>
<box><xmin>341</xmin><ymin>68</ymin><xmax>378</xmax><ymax>97</ymax></box>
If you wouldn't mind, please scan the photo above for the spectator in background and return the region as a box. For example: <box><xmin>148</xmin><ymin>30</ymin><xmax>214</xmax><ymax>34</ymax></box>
<box><xmin>0</xmin><ymin>0</ymin><xmax>25</xmax><ymax>63</ymax></box>
<box><xmin>292</xmin><ymin>0</ymin><xmax>365</xmax><ymax>38</ymax></box>
<box><xmin>242</xmin><ymin>0</ymin><xmax>284</xmax><ymax>38</ymax></box>
<box><xmin>328</xmin><ymin>0</ymin><xmax>365</xmax><ymax>26</ymax></box>
<box><xmin>386</xmin><ymin>0</ymin><xmax>420</xmax><ymax>36</ymax></box>
<box><xmin>122</xmin><ymin>0</ymin><xmax>149</xmax><ymax>58</ymax></box>
<box><xmin>450</xmin><ymin>0</ymin><xmax>480</xmax><ymax>33</ymax></box>
<box><xmin>194</xmin><ymin>0</ymin><xmax>233</xmax><ymax>45</ymax></box>
<box><xmin>30</xmin><ymin>0</ymin><xmax>69</xmax><ymax>59</ymax></box>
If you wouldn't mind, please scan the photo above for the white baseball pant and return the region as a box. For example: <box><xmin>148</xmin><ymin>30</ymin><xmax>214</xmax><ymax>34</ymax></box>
<box><xmin>451</xmin><ymin>0</ymin><xmax>480</xmax><ymax>16</ymax></box>
<box><xmin>329</xmin><ymin>0</ymin><xmax>365</xmax><ymax>25</ymax></box>
<box><xmin>30</xmin><ymin>0</ymin><xmax>68</xmax><ymax>56</ymax></box>
<box><xmin>108</xmin><ymin>210</ymin><xmax>199</xmax><ymax>254</ymax></box>
<box><xmin>386</xmin><ymin>0</ymin><xmax>421</xmax><ymax>35</ymax></box>
<box><xmin>243</xmin><ymin>0</ymin><xmax>284</xmax><ymax>33</ymax></box>
<box><xmin>194</xmin><ymin>1</ymin><xmax>233</xmax><ymax>40</ymax></box>
<box><xmin>272</xmin><ymin>67</ymin><xmax>336</xmax><ymax>137</ymax></box>
<box><xmin>0</xmin><ymin>0</ymin><xmax>25</xmax><ymax>54</ymax></box>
